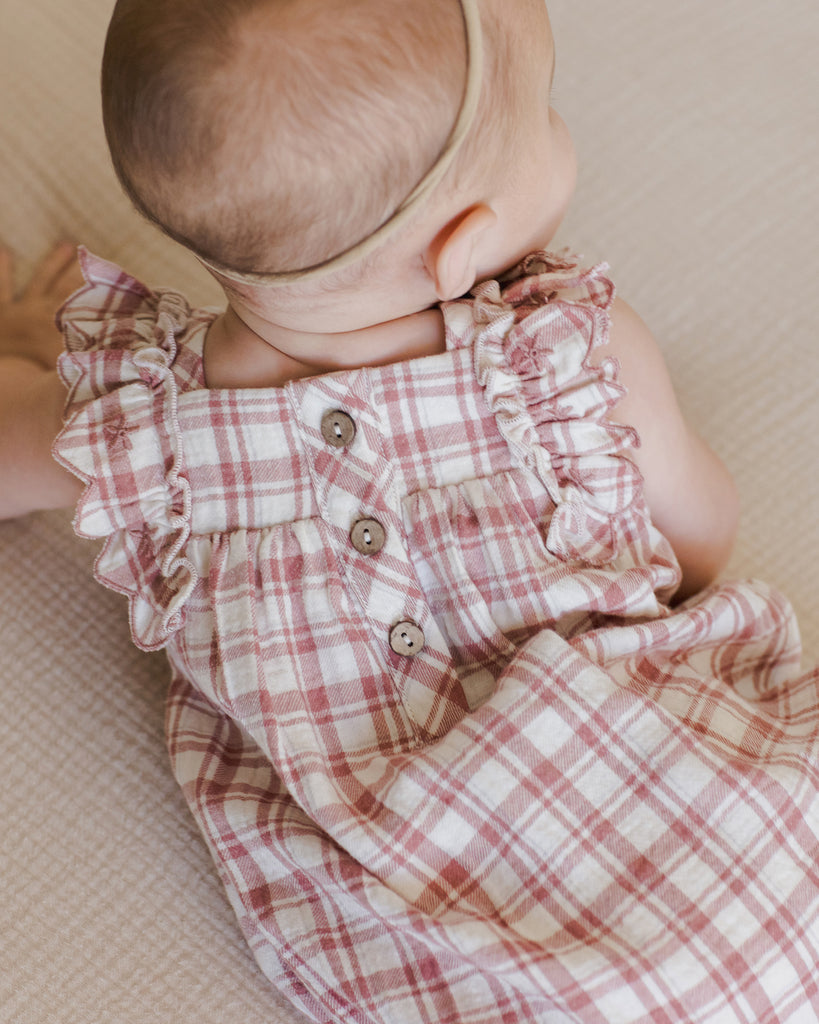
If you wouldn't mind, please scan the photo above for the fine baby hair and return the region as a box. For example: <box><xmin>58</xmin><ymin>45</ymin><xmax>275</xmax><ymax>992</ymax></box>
<box><xmin>101</xmin><ymin>0</ymin><xmax>481</xmax><ymax>284</ymax></box>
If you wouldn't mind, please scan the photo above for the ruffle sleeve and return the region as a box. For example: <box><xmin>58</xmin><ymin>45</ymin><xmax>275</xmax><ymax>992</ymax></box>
<box><xmin>466</xmin><ymin>252</ymin><xmax>648</xmax><ymax>567</ymax></box>
<box><xmin>53</xmin><ymin>247</ymin><xmax>199</xmax><ymax>651</ymax></box>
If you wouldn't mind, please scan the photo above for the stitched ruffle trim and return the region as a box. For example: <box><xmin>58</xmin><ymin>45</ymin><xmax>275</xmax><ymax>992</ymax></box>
<box><xmin>53</xmin><ymin>248</ymin><xmax>197</xmax><ymax>651</ymax></box>
<box><xmin>467</xmin><ymin>251</ymin><xmax>644</xmax><ymax>567</ymax></box>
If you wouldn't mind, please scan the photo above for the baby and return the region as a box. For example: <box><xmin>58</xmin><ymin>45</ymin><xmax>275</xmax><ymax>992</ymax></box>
<box><xmin>2</xmin><ymin>0</ymin><xmax>818</xmax><ymax>1020</ymax></box>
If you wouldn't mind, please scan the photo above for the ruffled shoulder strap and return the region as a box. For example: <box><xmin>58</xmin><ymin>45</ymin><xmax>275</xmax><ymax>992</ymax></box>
<box><xmin>53</xmin><ymin>248</ymin><xmax>206</xmax><ymax>651</ymax></box>
<box><xmin>444</xmin><ymin>251</ymin><xmax>649</xmax><ymax>568</ymax></box>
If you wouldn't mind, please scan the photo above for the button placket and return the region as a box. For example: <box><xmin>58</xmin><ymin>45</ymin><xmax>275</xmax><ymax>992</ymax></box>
<box><xmin>288</xmin><ymin>374</ymin><xmax>465</xmax><ymax>740</ymax></box>
<box><xmin>294</xmin><ymin>378</ymin><xmax>442</xmax><ymax>676</ymax></box>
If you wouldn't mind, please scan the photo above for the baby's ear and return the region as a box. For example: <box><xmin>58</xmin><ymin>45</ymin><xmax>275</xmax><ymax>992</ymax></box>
<box><xmin>424</xmin><ymin>204</ymin><xmax>497</xmax><ymax>301</ymax></box>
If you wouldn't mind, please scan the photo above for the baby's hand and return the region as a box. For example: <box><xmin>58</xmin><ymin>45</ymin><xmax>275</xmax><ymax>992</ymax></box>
<box><xmin>0</xmin><ymin>242</ymin><xmax>84</xmax><ymax>370</ymax></box>
<box><xmin>0</xmin><ymin>243</ymin><xmax>85</xmax><ymax>518</ymax></box>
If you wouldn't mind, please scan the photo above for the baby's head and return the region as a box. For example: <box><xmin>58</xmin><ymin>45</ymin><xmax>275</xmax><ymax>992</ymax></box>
<box><xmin>102</xmin><ymin>0</ymin><xmax>574</xmax><ymax>322</ymax></box>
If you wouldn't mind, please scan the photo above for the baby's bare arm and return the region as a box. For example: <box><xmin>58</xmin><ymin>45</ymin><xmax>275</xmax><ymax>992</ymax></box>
<box><xmin>602</xmin><ymin>297</ymin><xmax>739</xmax><ymax>601</ymax></box>
<box><xmin>0</xmin><ymin>244</ymin><xmax>84</xmax><ymax>519</ymax></box>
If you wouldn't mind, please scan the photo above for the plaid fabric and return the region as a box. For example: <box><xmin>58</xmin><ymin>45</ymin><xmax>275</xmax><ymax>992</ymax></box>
<box><xmin>55</xmin><ymin>248</ymin><xmax>819</xmax><ymax>1023</ymax></box>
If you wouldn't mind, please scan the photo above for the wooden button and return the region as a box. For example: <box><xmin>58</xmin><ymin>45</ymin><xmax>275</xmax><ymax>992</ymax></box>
<box><xmin>350</xmin><ymin>519</ymin><xmax>386</xmax><ymax>556</ymax></box>
<box><xmin>389</xmin><ymin>621</ymin><xmax>425</xmax><ymax>658</ymax></box>
<box><xmin>321</xmin><ymin>410</ymin><xmax>356</xmax><ymax>448</ymax></box>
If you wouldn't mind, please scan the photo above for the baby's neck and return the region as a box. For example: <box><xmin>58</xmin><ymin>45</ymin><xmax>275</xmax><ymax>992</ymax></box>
<box><xmin>203</xmin><ymin>304</ymin><xmax>447</xmax><ymax>389</ymax></box>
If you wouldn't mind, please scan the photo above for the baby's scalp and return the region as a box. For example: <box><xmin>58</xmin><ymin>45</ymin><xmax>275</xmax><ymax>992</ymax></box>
<box><xmin>102</xmin><ymin>0</ymin><xmax>478</xmax><ymax>281</ymax></box>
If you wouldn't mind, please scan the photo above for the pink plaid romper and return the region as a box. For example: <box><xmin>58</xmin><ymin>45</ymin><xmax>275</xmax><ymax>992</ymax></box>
<box><xmin>55</xmin><ymin>248</ymin><xmax>819</xmax><ymax>1023</ymax></box>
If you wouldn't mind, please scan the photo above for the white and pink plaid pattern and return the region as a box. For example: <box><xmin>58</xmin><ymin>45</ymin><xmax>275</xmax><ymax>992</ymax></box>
<box><xmin>55</xmin><ymin>249</ymin><xmax>819</xmax><ymax>1022</ymax></box>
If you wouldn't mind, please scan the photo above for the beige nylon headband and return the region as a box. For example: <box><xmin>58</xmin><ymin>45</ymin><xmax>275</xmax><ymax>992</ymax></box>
<box><xmin>199</xmin><ymin>0</ymin><xmax>484</xmax><ymax>287</ymax></box>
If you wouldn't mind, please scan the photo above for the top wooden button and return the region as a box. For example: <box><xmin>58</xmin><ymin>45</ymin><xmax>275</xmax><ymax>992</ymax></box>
<box><xmin>321</xmin><ymin>410</ymin><xmax>356</xmax><ymax>448</ymax></box>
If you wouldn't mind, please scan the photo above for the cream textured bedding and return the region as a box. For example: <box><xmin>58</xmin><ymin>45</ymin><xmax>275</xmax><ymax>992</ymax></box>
<box><xmin>0</xmin><ymin>1</ymin><xmax>816</xmax><ymax>1022</ymax></box>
